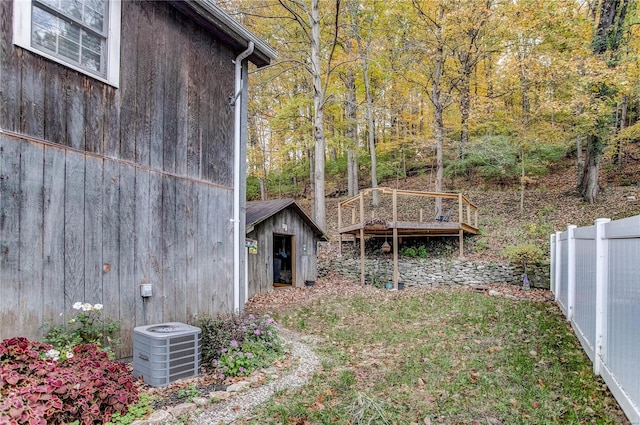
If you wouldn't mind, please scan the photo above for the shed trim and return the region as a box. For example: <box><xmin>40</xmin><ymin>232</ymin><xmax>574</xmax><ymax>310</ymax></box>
<box><xmin>246</xmin><ymin>199</ymin><xmax>328</xmax><ymax>241</ymax></box>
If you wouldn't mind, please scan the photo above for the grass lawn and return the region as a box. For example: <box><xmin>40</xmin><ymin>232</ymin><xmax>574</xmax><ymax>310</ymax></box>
<box><xmin>241</xmin><ymin>287</ymin><xmax>627</xmax><ymax>424</ymax></box>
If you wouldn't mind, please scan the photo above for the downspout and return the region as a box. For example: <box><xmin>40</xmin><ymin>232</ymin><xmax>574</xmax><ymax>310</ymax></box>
<box><xmin>231</xmin><ymin>42</ymin><xmax>254</xmax><ymax>314</ymax></box>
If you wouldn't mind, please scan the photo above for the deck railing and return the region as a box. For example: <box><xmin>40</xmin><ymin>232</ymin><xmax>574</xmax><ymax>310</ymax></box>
<box><xmin>338</xmin><ymin>187</ymin><xmax>478</xmax><ymax>230</ymax></box>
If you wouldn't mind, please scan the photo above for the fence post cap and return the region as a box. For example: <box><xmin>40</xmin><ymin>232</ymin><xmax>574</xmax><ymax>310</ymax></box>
<box><xmin>594</xmin><ymin>218</ymin><xmax>611</xmax><ymax>224</ymax></box>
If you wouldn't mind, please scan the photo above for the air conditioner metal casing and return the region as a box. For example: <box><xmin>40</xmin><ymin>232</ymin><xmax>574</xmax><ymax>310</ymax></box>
<box><xmin>133</xmin><ymin>322</ymin><xmax>201</xmax><ymax>387</ymax></box>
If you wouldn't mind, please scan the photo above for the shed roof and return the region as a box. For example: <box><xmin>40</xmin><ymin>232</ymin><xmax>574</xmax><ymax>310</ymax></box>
<box><xmin>171</xmin><ymin>1</ymin><xmax>277</xmax><ymax>67</ymax></box>
<box><xmin>246</xmin><ymin>199</ymin><xmax>328</xmax><ymax>241</ymax></box>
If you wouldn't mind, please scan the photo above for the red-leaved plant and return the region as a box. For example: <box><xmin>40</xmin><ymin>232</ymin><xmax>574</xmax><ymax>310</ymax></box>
<box><xmin>0</xmin><ymin>337</ymin><xmax>138</xmax><ymax>425</ymax></box>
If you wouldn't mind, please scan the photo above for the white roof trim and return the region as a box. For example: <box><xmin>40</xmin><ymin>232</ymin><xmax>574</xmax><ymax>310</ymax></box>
<box><xmin>187</xmin><ymin>0</ymin><xmax>277</xmax><ymax>63</ymax></box>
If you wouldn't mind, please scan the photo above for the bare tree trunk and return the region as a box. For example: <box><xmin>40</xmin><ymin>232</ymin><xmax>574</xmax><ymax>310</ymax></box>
<box><xmin>485</xmin><ymin>52</ymin><xmax>493</xmax><ymax>115</ymax></box>
<box><xmin>581</xmin><ymin>135</ymin><xmax>600</xmax><ymax>203</ymax></box>
<box><xmin>518</xmin><ymin>54</ymin><xmax>530</xmax><ymax>214</ymax></box>
<box><xmin>576</xmin><ymin>134</ymin><xmax>584</xmax><ymax>185</ymax></box>
<box><xmin>579</xmin><ymin>0</ymin><xmax>629</xmax><ymax>203</ymax></box>
<box><xmin>259</xmin><ymin>178</ymin><xmax>267</xmax><ymax>201</ymax></box>
<box><xmin>310</xmin><ymin>0</ymin><xmax>326</xmax><ymax>230</ymax></box>
<box><xmin>364</xmin><ymin>64</ymin><xmax>378</xmax><ymax>206</ymax></box>
<box><xmin>344</xmin><ymin>60</ymin><xmax>359</xmax><ymax>197</ymax></box>
<box><xmin>617</xmin><ymin>93</ymin><xmax>627</xmax><ymax>168</ymax></box>
<box><xmin>459</xmin><ymin>69</ymin><xmax>471</xmax><ymax>160</ymax></box>
<box><xmin>308</xmin><ymin>148</ymin><xmax>314</xmax><ymax>202</ymax></box>
<box><xmin>431</xmin><ymin>5</ymin><xmax>445</xmax><ymax>217</ymax></box>
<box><xmin>347</xmin><ymin>148</ymin><xmax>358</xmax><ymax>196</ymax></box>
<box><xmin>519</xmin><ymin>150</ymin><xmax>525</xmax><ymax>215</ymax></box>
<box><xmin>347</xmin><ymin>0</ymin><xmax>377</xmax><ymax>205</ymax></box>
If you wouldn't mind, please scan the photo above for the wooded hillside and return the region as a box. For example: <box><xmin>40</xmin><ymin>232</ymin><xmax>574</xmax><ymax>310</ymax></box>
<box><xmin>223</xmin><ymin>0</ymin><xmax>639</xmax><ymax>220</ymax></box>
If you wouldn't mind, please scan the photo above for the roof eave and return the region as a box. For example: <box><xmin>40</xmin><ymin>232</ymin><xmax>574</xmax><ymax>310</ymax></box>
<box><xmin>172</xmin><ymin>0</ymin><xmax>277</xmax><ymax>68</ymax></box>
<box><xmin>247</xmin><ymin>200</ymin><xmax>328</xmax><ymax>241</ymax></box>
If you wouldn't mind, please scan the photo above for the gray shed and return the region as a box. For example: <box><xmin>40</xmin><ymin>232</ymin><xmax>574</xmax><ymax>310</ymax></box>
<box><xmin>246</xmin><ymin>199</ymin><xmax>327</xmax><ymax>297</ymax></box>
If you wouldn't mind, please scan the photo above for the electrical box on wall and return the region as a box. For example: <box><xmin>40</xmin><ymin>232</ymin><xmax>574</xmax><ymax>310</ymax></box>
<box><xmin>140</xmin><ymin>284</ymin><xmax>152</xmax><ymax>297</ymax></box>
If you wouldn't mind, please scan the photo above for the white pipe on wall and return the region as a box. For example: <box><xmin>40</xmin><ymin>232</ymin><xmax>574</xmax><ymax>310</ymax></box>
<box><xmin>232</xmin><ymin>42</ymin><xmax>254</xmax><ymax>314</ymax></box>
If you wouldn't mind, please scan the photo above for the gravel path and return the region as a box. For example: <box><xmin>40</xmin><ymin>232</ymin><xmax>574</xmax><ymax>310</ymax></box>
<box><xmin>186</xmin><ymin>330</ymin><xmax>320</xmax><ymax>424</ymax></box>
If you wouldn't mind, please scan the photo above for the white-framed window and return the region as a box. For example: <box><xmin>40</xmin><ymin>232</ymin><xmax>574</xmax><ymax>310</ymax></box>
<box><xmin>13</xmin><ymin>0</ymin><xmax>121</xmax><ymax>87</ymax></box>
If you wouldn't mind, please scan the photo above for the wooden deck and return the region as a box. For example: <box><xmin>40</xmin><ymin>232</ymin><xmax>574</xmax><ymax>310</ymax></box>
<box><xmin>338</xmin><ymin>220</ymin><xmax>478</xmax><ymax>237</ymax></box>
<box><xmin>337</xmin><ymin>187</ymin><xmax>479</xmax><ymax>286</ymax></box>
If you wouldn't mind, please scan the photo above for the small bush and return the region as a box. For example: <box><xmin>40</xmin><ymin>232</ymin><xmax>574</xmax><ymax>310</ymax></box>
<box><xmin>196</xmin><ymin>314</ymin><xmax>284</xmax><ymax>381</ymax></box>
<box><xmin>42</xmin><ymin>302</ymin><xmax>120</xmax><ymax>358</ymax></box>
<box><xmin>213</xmin><ymin>344</ymin><xmax>259</xmax><ymax>378</ymax></box>
<box><xmin>105</xmin><ymin>394</ymin><xmax>153</xmax><ymax>425</ymax></box>
<box><xmin>503</xmin><ymin>244</ymin><xmax>544</xmax><ymax>271</ymax></box>
<box><xmin>0</xmin><ymin>337</ymin><xmax>138</xmax><ymax>425</ymax></box>
<box><xmin>195</xmin><ymin>314</ymin><xmax>247</xmax><ymax>365</ymax></box>
<box><xmin>243</xmin><ymin>314</ymin><xmax>283</xmax><ymax>351</ymax></box>
<box><xmin>474</xmin><ymin>237</ymin><xmax>490</xmax><ymax>253</ymax></box>
<box><xmin>400</xmin><ymin>247</ymin><xmax>417</xmax><ymax>257</ymax></box>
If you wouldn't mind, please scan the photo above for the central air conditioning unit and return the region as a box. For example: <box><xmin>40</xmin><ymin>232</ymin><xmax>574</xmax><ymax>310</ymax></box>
<box><xmin>133</xmin><ymin>322</ymin><xmax>201</xmax><ymax>387</ymax></box>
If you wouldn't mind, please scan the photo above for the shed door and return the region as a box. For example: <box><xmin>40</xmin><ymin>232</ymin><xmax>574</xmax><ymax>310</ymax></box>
<box><xmin>273</xmin><ymin>234</ymin><xmax>295</xmax><ymax>287</ymax></box>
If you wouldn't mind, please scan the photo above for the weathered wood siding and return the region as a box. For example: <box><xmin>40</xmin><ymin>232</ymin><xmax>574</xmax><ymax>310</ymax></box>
<box><xmin>247</xmin><ymin>209</ymin><xmax>319</xmax><ymax>298</ymax></box>
<box><xmin>0</xmin><ymin>1</ymin><xmax>241</xmax><ymax>357</ymax></box>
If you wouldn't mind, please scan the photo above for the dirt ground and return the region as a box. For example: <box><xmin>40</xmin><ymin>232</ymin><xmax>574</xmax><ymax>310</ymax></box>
<box><xmin>245</xmin><ymin>272</ymin><xmax>555</xmax><ymax>315</ymax></box>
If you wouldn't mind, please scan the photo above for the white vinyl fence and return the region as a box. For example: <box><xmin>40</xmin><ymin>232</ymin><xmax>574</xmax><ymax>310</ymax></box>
<box><xmin>551</xmin><ymin>215</ymin><xmax>640</xmax><ymax>424</ymax></box>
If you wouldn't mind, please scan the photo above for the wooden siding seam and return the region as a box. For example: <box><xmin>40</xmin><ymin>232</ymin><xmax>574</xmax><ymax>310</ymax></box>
<box><xmin>0</xmin><ymin>128</ymin><xmax>233</xmax><ymax>191</ymax></box>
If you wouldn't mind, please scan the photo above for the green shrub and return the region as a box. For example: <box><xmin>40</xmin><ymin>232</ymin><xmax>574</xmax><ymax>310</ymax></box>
<box><xmin>0</xmin><ymin>337</ymin><xmax>138</xmax><ymax>424</ymax></box>
<box><xmin>195</xmin><ymin>314</ymin><xmax>247</xmax><ymax>366</ymax></box>
<box><xmin>503</xmin><ymin>244</ymin><xmax>544</xmax><ymax>272</ymax></box>
<box><xmin>176</xmin><ymin>384</ymin><xmax>199</xmax><ymax>402</ymax></box>
<box><xmin>474</xmin><ymin>237</ymin><xmax>490</xmax><ymax>253</ymax></box>
<box><xmin>197</xmin><ymin>314</ymin><xmax>284</xmax><ymax>381</ymax></box>
<box><xmin>246</xmin><ymin>176</ymin><xmax>262</xmax><ymax>200</ymax></box>
<box><xmin>213</xmin><ymin>343</ymin><xmax>259</xmax><ymax>377</ymax></box>
<box><xmin>400</xmin><ymin>246</ymin><xmax>417</xmax><ymax>257</ymax></box>
<box><xmin>42</xmin><ymin>302</ymin><xmax>120</xmax><ymax>358</ymax></box>
<box><xmin>105</xmin><ymin>394</ymin><xmax>153</xmax><ymax>425</ymax></box>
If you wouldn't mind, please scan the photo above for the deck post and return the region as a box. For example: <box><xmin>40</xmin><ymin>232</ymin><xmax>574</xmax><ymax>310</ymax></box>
<box><xmin>459</xmin><ymin>229</ymin><xmax>464</xmax><ymax>257</ymax></box>
<box><xmin>338</xmin><ymin>205</ymin><xmax>343</xmax><ymax>256</ymax></box>
<box><xmin>393</xmin><ymin>189</ymin><xmax>399</xmax><ymax>288</ymax></box>
<box><xmin>360</xmin><ymin>228</ymin><xmax>365</xmax><ymax>284</ymax></box>
<box><xmin>360</xmin><ymin>192</ymin><xmax>365</xmax><ymax>285</ymax></box>
<box><xmin>458</xmin><ymin>193</ymin><xmax>463</xmax><ymax>223</ymax></box>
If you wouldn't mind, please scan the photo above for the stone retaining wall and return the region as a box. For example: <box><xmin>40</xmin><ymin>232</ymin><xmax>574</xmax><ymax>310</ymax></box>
<box><xmin>319</xmin><ymin>257</ymin><xmax>550</xmax><ymax>289</ymax></box>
